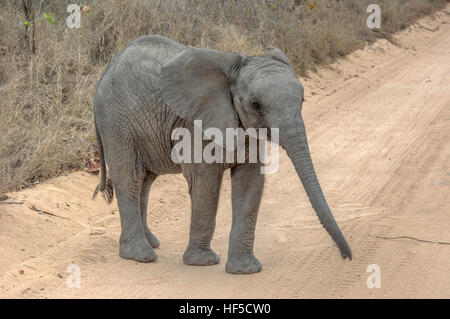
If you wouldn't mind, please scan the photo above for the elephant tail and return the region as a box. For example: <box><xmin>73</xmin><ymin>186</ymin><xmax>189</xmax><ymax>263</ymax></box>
<box><xmin>92</xmin><ymin>122</ymin><xmax>114</xmax><ymax>204</ymax></box>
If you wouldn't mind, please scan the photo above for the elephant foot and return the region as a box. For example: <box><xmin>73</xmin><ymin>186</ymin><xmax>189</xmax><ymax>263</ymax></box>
<box><xmin>119</xmin><ymin>235</ymin><xmax>157</xmax><ymax>263</ymax></box>
<box><xmin>144</xmin><ymin>228</ymin><xmax>160</xmax><ymax>249</ymax></box>
<box><xmin>226</xmin><ymin>255</ymin><xmax>262</xmax><ymax>274</ymax></box>
<box><xmin>183</xmin><ymin>247</ymin><xmax>220</xmax><ymax>266</ymax></box>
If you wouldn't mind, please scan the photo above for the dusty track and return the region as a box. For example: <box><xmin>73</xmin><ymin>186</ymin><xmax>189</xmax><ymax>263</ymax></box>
<box><xmin>1</xmin><ymin>8</ymin><xmax>450</xmax><ymax>298</ymax></box>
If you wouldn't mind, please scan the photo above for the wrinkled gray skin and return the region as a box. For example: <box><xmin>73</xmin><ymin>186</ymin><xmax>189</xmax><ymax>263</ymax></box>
<box><xmin>93</xmin><ymin>35</ymin><xmax>352</xmax><ymax>274</ymax></box>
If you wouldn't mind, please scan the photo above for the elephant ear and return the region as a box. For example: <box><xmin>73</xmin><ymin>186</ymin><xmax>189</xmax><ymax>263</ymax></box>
<box><xmin>265</xmin><ymin>46</ymin><xmax>293</xmax><ymax>68</ymax></box>
<box><xmin>161</xmin><ymin>47</ymin><xmax>243</xmax><ymax>145</ymax></box>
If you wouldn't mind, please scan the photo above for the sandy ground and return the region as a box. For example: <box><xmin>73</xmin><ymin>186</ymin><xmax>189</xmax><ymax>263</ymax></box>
<box><xmin>1</xmin><ymin>8</ymin><xmax>450</xmax><ymax>299</ymax></box>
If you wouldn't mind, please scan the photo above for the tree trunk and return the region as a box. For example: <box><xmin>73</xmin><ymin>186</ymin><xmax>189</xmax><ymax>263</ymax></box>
<box><xmin>22</xmin><ymin>0</ymin><xmax>35</xmax><ymax>54</ymax></box>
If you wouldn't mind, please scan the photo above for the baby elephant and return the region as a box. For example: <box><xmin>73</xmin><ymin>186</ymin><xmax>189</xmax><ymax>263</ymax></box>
<box><xmin>93</xmin><ymin>35</ymin><xmax>352</xmax><ymax>274</ymax></box>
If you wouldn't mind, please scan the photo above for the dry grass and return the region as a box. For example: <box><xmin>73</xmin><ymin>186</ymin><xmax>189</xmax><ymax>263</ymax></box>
<box><xmin>0</xmin><ymin>0</ymin><xmax>448</xmax><ymax>194</ymax></box>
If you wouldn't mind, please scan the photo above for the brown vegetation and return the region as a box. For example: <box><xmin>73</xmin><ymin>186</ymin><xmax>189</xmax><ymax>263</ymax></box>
<box><xmin>0</xmin><ymin>0</ymin><xmax>448</xmax><ymax>194</ymax></box>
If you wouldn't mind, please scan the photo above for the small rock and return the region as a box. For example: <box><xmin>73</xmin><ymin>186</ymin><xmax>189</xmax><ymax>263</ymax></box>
<box><xmin>21</xmin><ymin>288</ymin><xmax>31</xmax><ymax>294</ymax></box>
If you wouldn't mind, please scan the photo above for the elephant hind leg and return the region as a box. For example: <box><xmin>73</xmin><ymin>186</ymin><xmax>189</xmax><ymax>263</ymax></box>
<box><xmin>98</xmin><ymin>118</ymin><xmax>157</xmax><ymax>262</ymax></box>
<box><xmin>114</xmin><ymin>185</ymin><xmax>157</xmax><ymax>263</ymax></box>
<box><xmin>107</xmin><ymin>156</ymin><xmax>157</xmax><ymax>262</ymax></box>
<box><xmin>140</xmin><ymin>172</ymin><xmax>160</xmax><ymax>248</ymax></box>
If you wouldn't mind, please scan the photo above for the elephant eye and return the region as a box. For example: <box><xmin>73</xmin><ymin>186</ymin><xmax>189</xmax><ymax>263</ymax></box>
<box><xmin>251</xmin><ymin>101</ymin><xmax>262</xmax><ymax>112</ymax></box>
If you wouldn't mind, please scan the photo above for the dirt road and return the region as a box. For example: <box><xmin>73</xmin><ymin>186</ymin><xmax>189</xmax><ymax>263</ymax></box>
<box><xmin>1</xmin><ymin>9</ymin><xmax>449</xmax><ymax>298</ymax></box>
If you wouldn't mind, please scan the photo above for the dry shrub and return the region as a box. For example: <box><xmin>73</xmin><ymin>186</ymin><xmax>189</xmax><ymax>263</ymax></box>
<box><xmin>0</xmin><ymin>0</ymin><xmax>448</xmax><ymax>193</ymax></box>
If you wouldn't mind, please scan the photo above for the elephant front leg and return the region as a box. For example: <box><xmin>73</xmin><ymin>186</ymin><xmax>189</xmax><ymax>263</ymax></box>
<box><xmin>226</xmin><ymin>163</ymin><xmax>264</xmax><ymax>274</ymax></box>
<box><xmin>183</xmin><ymin>164</ymin><xmax>223</xmax><ymax>266</ymax></box>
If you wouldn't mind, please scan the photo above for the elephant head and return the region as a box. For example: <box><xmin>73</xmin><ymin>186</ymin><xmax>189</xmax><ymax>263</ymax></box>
<box><xmin>161</xmin><ymin>46</ymin><xmax>352</xmax><ymax>260</ymax></box>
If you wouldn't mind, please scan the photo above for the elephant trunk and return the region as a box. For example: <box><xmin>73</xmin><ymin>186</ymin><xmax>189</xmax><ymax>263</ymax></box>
<box><xmin>280</xmin><ymin>120</ymin><xmax>352</xmax><ymax>260</ymax></box>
